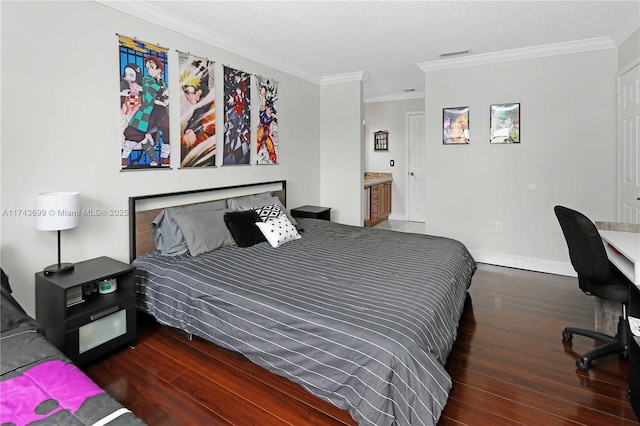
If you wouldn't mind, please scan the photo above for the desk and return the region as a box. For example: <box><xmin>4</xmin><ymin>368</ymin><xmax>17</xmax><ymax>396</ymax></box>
<box><xmin>601</xmin><ymin>230</ymin><xmax>640</xmax><ymax>285</ymax></box>
<box><xmin>597</xmin><ymin>231</ymin><xmax>639</xmax><ymax>335</ymax></box>
<box><xmin>601</xmin><ymin>230</ymin><xmax>640</xmax><ymax>421</ymax></box>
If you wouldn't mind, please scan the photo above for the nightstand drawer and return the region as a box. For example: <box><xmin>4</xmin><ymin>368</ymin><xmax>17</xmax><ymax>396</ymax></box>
<box><xmin>63</xmin><ymin>305</ymin><xmax>136</xmax><ymax>365</ymax></box>
<box><xmin>79</xmin><ymin>308</ymin><xmax>126</xmax><ymax>354</ymax></box>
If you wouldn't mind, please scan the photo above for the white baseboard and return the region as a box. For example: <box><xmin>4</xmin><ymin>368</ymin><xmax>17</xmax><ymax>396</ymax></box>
<box><xmin>378</xmin><ymin>216</ymin><xmax>576</xmax><ymax>277</ymax></box>
<box><xmin>388</xmin><ymin>213</ymin><xmax>408</xmax><ymax>221</ymax></box>
<box><xmin>470</xmin><ymin>249</ymin><xmax>576</xmax><ymax>277</ymax></box>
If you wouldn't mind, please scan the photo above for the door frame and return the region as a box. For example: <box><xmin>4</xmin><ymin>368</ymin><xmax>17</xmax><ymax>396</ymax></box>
<box><xmin>617</xmin><ymin>59</ymin><xmax>640</xmax><ymax>224</ymax></box>
<box><xmin>405</xmin><ymin>110</ymin><xmax>425</xmax><ymax>222</ymax></box>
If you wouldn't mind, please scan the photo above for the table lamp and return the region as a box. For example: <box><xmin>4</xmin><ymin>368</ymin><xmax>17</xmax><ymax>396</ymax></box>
<box><xmin>37</xmin><ymin>191</ymin><xmax>80</xmax><ymax>275</ymax></box>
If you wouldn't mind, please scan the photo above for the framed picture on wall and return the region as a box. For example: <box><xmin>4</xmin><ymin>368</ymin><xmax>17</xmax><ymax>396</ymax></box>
<box><xmin>490</xmin><ymin>103</ymin><xmax>520</xmax><ymax>144</ymax></box>
<box><xmin>443</xmin><ymin>107</ymin><xmax>469</xmax><ymax>144</ymax></box>
<box><xmin>374</xmin><ymin>130</ymin><xmax>389</xmax><ymax>151</ymax></box>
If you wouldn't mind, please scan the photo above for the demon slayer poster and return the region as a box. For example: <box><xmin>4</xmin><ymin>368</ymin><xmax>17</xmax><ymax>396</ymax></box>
<box><xmin>119</xmin><ymin>35</ymin><xmax>170</xmax><ymax>169</ymax></box>
<box><xmin>178</xmin><ymin>52</ymin><xmax>216</xmax><ymax>167</ymax></box>
<box><xmin>255</xmin><ymin>75</ymin><xmax>279</xmax><ymax>165</ymax></box>
<box><xmin>223</xmin><ymin>66</ymin><xmax>251</xmax><ymax>165</ymax></box>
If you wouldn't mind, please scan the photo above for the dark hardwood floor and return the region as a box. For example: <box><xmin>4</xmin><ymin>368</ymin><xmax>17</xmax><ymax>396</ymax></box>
<box><xmin>83</xmin><ymin>263</ymin><xmax>638</xmax><ymax>425</ymax></box>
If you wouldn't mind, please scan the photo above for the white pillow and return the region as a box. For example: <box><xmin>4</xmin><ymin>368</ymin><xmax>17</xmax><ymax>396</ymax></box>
<box><xmin>255</xmin><ymin>215</ymin><xmax>301</xmax><ymax>248</ymax></box>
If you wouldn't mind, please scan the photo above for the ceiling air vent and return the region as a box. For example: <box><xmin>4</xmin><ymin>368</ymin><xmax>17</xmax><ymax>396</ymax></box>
<box><xmin>439</xmin><ymin>50</ymin><xmax>471</xmax><ymax>58</ymax></box>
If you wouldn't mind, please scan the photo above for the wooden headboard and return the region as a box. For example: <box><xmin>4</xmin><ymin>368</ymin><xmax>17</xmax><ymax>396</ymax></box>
<box><xmin>128</xmin><ymin>180</ymin><xmax>287</xmax><ymax>262</ymax></box>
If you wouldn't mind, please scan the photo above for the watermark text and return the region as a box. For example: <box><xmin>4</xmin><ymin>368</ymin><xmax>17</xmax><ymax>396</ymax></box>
<box><xmin>2</xmin><ymin>208</ymin><xmax>129</xmax><ymax>217</ymax></box>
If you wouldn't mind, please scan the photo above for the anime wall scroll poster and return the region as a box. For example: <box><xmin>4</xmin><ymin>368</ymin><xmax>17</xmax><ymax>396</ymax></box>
<box><xmin>178</xmin><ymin>51</ymin><xmax>216</xmax><ymax>167</ymax></box>
<box><xmin>119</xmin><ymin>35</ymin><xmax>170</xmax><ymax>169</ymax></box>
<box><xmin>223</xmin><ymin>66</ymin><xmax>251</xmax><ymax>165</ymax></box>
<box><xmin>255</xmin><ymin>75</ymin><xmax>279</xmax><ymax>165</ymax></box>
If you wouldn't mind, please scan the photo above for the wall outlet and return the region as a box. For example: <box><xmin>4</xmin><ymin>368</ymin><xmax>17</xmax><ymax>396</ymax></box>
<box><xmin>495</xmin><ymin>221</ymin><xmax>503</xmax><ymax>233</ymax></box>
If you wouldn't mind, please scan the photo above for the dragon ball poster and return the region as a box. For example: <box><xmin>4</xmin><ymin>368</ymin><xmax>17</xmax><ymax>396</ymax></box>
<box><xmin>255</xmin><ymin>75</ymin><xmax>279</xmax><ymax>165</ymax></box>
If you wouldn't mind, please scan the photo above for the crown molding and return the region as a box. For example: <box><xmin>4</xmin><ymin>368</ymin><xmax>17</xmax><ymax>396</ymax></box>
<box><xmin>96</xmin><ymin>0</ymin><xmax>320</xmax><ymax>85</ymax></box>
<box><xmin>97</xmin><ymin>1</ymin><xmax>629</xmax><ymax>99</ymax></box>
<box><xmin>320</xmin><ymin>71</ymin><xmax>370</xmax><ymax>86</ymax></box>
<box><xmin>620</xmin><ymin>57</ymin><xmax>640</xmax><ymax>76</ymax></box>
<box><xmin>611</xmin><ymin>18</ymin><xmax>639</xmax><ymax>46</ymax></box>
<box><xmin>417</xmin><ymin>37</ymin><xmax>617</xmax><ymax>73</ymax></box>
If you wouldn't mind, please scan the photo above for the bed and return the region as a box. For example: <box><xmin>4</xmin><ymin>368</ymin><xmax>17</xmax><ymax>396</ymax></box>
<box><xmin>129</xmin><ymin>180</ymin><xmax>476</xmax><ymax>426</ymax></box>
<box><xmin>0</xmin><ymin>269</ymin><xmax>146</xmax><ymax>426</ymax></box>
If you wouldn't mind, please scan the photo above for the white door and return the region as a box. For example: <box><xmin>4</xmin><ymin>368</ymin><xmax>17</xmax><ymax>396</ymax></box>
<box><xmin>407</xmin><ymin>112</ymin><xmax>425</xmax><ymax>222</ymax></box>
<box><xmin>618</xmin><ymin>64</ymin><xmax>640</xmax><ymax>224</ymax></box>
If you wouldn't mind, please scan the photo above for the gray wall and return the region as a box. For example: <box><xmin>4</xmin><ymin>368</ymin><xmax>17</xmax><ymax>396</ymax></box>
<box><xmin>423</xmin><ymin>49</ymin><xmax>618</xmax><ymax>275</ymax></box>
<box><xmin>1</xmin><ymin>1</ymin><xmax>322</xmax><ymax>315</ymax></box>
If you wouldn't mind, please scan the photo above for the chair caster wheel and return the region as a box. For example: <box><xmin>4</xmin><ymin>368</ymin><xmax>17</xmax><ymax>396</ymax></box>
<box><xmin>562</xmin><ymin>330</ymin><xmax>572</xmax><ymax>341</ymax></box>
<box><xmin>576</xmin><ymin>357</ymin><xmax>590</xmax><ymax>371</ymax></box>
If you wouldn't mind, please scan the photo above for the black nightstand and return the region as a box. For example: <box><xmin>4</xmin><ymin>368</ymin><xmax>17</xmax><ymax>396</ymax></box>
<box><xmin>35</xmin><ymin>256</ymin><xmax>137</xmax><ymax>366</ymax></box>
<box><xmin>291</xmin><ymin>205</ymin><xmax>331</xmax><ymax>221</ymax></box>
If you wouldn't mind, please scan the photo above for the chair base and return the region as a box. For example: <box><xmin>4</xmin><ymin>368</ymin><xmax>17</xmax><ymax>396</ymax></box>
<box><xmin>562</xmin><ymin>315</ymin><xmax>629</xmax><ymax>371</ymax></box>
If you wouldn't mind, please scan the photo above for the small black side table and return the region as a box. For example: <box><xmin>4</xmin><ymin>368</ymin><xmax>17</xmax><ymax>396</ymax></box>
<box><xmin>290</xmin><ymin>205</ymin><xmax>331</xmax><ymax>221</ymax></box>
<box><xmin>35</xmin><ymin>256</ymin><xmax>137</xmax><ymax>366</ymax></box>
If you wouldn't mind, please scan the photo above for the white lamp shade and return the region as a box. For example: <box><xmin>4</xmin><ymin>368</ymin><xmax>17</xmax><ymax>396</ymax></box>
<box><xmin>37</xmin><ymin>192</ymin><xmax>80</xmax><ymax>231</ymax></box>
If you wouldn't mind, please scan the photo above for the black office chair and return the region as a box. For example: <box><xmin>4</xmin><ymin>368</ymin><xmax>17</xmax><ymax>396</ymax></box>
<box><xmin>554</xmin><ymin>205</ymin><xmax>630</xmax><ymax>370</ymax></box>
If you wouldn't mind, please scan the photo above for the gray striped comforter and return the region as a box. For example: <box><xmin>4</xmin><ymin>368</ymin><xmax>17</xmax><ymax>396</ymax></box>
<box><xmin>133</xmin><ymin>218</ymin><xmax>476</xmax><ymax>426</ymax></box>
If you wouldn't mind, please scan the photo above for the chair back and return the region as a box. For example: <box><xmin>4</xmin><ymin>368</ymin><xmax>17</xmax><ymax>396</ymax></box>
<box><xmin>554</xmin><ymin>206</ymin><xmax>610</xmax><ymax>289</ymax></box>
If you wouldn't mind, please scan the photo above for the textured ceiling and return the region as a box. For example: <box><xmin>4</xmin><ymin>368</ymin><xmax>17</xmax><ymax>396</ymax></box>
<box><xmin>120</xmin><ymin>1</ymin><xmax>639</xmax><ymax>100</ymax></box>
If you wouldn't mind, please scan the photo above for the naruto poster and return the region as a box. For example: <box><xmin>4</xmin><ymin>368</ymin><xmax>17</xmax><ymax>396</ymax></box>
<box><xmin>178</xmin><ymin>51</ymin><xmax>216</xmax><ymax>167</ymax></box>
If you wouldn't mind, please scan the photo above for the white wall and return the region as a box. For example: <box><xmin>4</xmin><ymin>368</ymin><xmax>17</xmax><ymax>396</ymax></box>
<box><xmin>423</xmin><ymin>49</ymin><xmax>619</xmax><ymax>275</ymax></box>
<box><xmin>364</xmin><ymin>97</ymin><xmax>424</xmax><ymax>219</ymax></box>
<box><xmin>1</xmin><ymin>1</ymin><xmax>321</xmax><ymax>315</ymax></box>
<box><xmin>320</xmin><ymin>81</ymin><xmax>364</xmax><ymax>226</ymax></box>
<box><xmin>618</xmin><ymin>28</ymin><xmax>639</xmax><ymax>72</ymax></box>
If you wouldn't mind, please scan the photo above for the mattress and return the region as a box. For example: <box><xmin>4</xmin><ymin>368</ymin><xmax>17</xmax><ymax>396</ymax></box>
<box><xmin>134</xmin><ymin>218</ymin><xmax>476</xmax><ymax>426</ymax></box>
